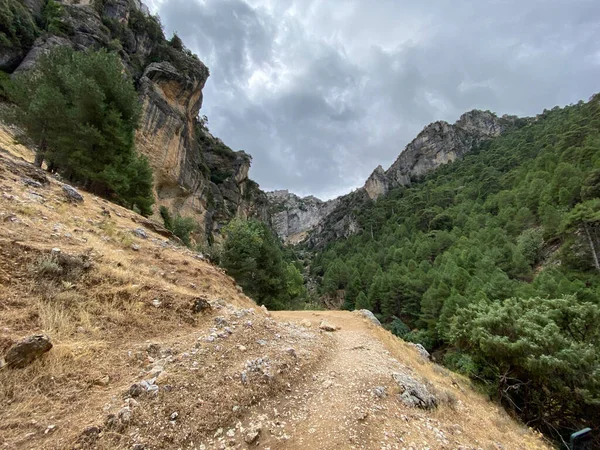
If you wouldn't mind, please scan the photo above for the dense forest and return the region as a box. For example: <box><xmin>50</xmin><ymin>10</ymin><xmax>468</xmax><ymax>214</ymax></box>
<box><xmin>310</xmin><ymin>96</ymin><xmax>600</xmax><ymax>443</ymax></box>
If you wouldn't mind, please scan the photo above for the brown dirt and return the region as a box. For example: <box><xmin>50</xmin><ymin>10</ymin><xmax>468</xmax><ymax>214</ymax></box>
<box><xmin>0</xmin><ymin>127</ymin><xmax>551</xmax><ymax>450</ymax></box>
<box><xmin>223</xmin><ymin>311</ymin><xmax>551</xmax><ymax>450</ymax></box>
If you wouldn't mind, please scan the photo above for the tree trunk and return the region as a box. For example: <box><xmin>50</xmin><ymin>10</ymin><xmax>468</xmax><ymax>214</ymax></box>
<box><xmin>34</xmin><ymin>151</ymin><xmax>44</xmax><ymax>168</ymax></box>
<box><xmin>34</xmin><ymin>138</ymin><xmax>47</xmax><ymax>168</ymax></box>
<box><xmin>583</xmin><ymin>222</ymin><xmax>600</xmax><ymax>272</ymax></box>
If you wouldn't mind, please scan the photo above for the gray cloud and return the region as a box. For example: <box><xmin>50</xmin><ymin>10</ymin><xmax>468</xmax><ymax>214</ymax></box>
<box><xmin>155</xmin><ymin>0</ymin><xmax>600</xmax><ymax>199</ymax></box>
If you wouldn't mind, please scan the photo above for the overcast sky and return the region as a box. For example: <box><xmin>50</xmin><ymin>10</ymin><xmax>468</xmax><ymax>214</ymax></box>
<box><xmin>148</xmin><ymin>0</ymin><xmax>600</xmax><ymax>200</ymax></box>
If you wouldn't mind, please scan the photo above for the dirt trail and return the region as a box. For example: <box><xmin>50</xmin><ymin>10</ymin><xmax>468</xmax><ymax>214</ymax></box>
<box><xmin>231</xmin><ymin>311</ymin><xmax>549</xmax><ymax>450</ymax></box>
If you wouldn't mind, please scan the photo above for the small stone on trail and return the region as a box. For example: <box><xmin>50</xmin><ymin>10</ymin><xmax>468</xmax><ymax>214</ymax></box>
<box><xmin>319</xmin><ymin>320</ymin><xmax>338</xmax><ymax>332</ymax></box>
<box><xmin>170</xmin><ymin>412</ymin><xmax>178</xmax><ymax>421</ymax></box>
<box><xmin>300</xmin><ymin>319</ymin><xmax>312</xmax><ymax>328</ymax></box>
<box><xmin>373</xmin><ymin>386</ymin><xmax>387</xmax><ymax>398</ymax></box>
<box><xmin>245</xmin><ymin>429</ymin><xmax>260</xmax><ymax>444</ymax></box>
<box><xmin>131</xmin><ymin>244</ymin><xmax>140</xmax><ymax>251</ymax></box>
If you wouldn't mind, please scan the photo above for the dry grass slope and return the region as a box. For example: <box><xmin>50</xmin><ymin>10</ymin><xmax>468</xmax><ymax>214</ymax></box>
<box><xmin>0</xmin><ymin>125</ymin><xmax>550</xmax><ymax>449</ymax></box>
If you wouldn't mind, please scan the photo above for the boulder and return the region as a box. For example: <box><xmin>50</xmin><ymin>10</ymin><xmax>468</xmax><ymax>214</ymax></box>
<box><xmin>133</xmin><ymin>217</ymin><xmax>177</xmax><ymax>240</ymax></box>
<box><xmin>62</xmin><ymin>184</ymin><xmax>84</xmax><ymax>203</ymax></box>
<box><xmin>409</xmin><ymin>343</ymin><xmax>431</xmax><ymax>360</ymax></box>
<box><xmin>3</xmin><ymin>334</ymin><xmax>52</xmax><ymax>368</ymax></box>
<box><xmin>392</xmin><ymin>372</ymin><xmax>438</xmax><ymax>409</ymax></box>
<box><xmin>132</xmin><ymin>228</ymin><xmax>148</xmax><ymax>239</ymax></box>
<box><xmin>355</xmin><ymin>309</ymin><xmax>381</xmax><ymax>326</ymax></box>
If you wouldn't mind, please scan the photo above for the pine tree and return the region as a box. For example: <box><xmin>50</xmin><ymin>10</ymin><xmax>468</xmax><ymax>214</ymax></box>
<box><xmin>3</xmin><ymin>47</ymin><xmax>154</xmax><ymax>214</ymax></box>
<box><xmin>354</xmin><ymin>291</ymin><xmax>370</xmax><ymax>310</ymax></box>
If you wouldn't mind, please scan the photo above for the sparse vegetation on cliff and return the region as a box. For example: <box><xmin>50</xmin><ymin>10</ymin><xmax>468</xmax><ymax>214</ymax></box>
<box><xmin>0</xmin><ymin>0</ymin><xmax>38</xmax><ymax>54</ymax></box>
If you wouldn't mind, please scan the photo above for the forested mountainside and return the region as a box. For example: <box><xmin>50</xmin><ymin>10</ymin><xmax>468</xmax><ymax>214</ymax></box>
<box><xmin>0</xmin><ymin>0</ymin><xmax>269</xmax><ymax>243</ymax></box>
<box><xmin>309</xmin><ymin>95</ymin><xmax>600</xmax><ymax>443</ymax></box>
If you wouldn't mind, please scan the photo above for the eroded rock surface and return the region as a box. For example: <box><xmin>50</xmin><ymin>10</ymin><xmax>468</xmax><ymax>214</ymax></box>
<box><xmin>366</xmin><ymin>110</ymin><xmax>518</xmax><ymax>200</ymax></box>
<box><xmin>267</xmin><ymin>190</ymin><xmax>340</xmax><ymax>243</ymax></box>
<box><xmin>3</xmin><ymin>334</ymin><xmax>52</xmax><ymax>368</ymax></box>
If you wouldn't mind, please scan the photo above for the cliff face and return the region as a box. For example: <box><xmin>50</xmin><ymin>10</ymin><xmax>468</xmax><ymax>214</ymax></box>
<box><xmin>4</xmin><ymin>0</ymin><xmax>270</xmax><ymax>242</ymax></box>
<box><xmin>273</xmin><ymin>110</ymin><xmax>519</xmax><ymax>246</ymax></box>
<box><xmin>135</xmin><ymin>61</ymin><xmax>208</xmax><ymax>218</ymax></box>
<box><xmin>267</xmin><ymin>190</ymin><xmax>340</xmax><ymax>244</ymax></box>
<box><xmin>366</xmin><ymin>110</ymin><xmax>516</xmax><ymax>200</ymax></box>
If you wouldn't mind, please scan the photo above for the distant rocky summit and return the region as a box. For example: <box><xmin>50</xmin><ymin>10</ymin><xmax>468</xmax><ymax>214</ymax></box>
<box><xmin>270</xmin><ymin>110</ymin><xmax>521</xmax><ymax>245</ymax></box>
<box><xmin>364</xmin><ymin>110</ymin><xmax>519</xmax><ymax>200</ymax></box>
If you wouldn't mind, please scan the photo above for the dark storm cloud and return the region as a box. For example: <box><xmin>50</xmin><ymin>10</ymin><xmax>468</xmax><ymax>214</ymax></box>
<box><xmin>155</xmin><ymin>0</ymin><xmax>600</xmax><ymax>199</ymax></box>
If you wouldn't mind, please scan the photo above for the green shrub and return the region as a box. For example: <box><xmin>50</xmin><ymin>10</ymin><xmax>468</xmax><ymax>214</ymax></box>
<box><xmin>210</xmin><ymin>169</ymin><xmax>232</xmax><ymax>185</ymax></box>
<box><xmin>171</xmin><ymin>215</ymin><xmax>197</xmax><ymax>247</ymax></box>
<box><xmin>43</xmin><ymin>0</ymin><xmax>74</xmax><ymax>37</ymax></box>
<box><xmin>449</xmin><ymin>296</ymin><xmax>600</xmax><ymax>443</ymax></box>
<box><xmin>159</xmin><ymin>205</ymin><xmax>173</xmax><ymax>230</ymax></box>
<box><xmin>387</xmin><ymin>317</ymin><xmax>411</xmax><ymax>338</ymax></box>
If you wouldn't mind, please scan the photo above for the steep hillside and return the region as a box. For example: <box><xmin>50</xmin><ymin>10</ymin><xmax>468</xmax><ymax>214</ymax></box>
<box><xmin>0</xmin><ymin>0</ymin><xmax>270</xmax><ymax>243</ymax></box>
<box><xmin>0</xmin><ymin>137</ymin><xmax>551</xmax><ymax>448</ymax></box>
<box><xmin>309</xmin><ymin>96</ymin><xmax>600</xmax><ymax>444</ymax></box>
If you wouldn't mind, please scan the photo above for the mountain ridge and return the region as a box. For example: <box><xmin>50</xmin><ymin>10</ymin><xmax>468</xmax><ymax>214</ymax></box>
<box><xmin>269</xmin><ymin>109</ymin><xmax>523</xmax><ymax>245</ymax></box>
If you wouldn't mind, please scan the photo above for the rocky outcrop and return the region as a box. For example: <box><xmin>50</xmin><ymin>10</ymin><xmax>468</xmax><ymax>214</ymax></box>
<box><xmin>275</xmin><ymin>110</ymin><xmax>519</xmax><ymax>248</ymax></box>
<box><xmin>2</xmin><ymin>334</ymin><xmax>52</xmax><ymax>369</ymax></box>
<box><xmin>392</xmin><ymin>372</ymin><xmax>438</xmax><ymax>409</ymax></box>
<box><xmin>13</xmin><ymin>35</ymin><xmax>73</xmax><ymax>74</ymax></box>
<box><xmin>136</xmin><ymin>61</ymin><xmax>208</xmax><ymax>215</ymax></box>
<box><xmin>5</xmin><ymin>0</ymin><xmax>271</xmax><ymax>243</ymax></box>
<box><xmin>366</xmin><ymin>110</ymin><xmax>517</xmax><ymax>200</ymax></box>
<box><xmin>267</xmin><ymin>190</ymin><xmax>340</xmax><ymax>243</ymax></box>
<box><xmin>364</xmin><ymin>165</ymin><xmax>387</xmax><ymax>201</ymax></box>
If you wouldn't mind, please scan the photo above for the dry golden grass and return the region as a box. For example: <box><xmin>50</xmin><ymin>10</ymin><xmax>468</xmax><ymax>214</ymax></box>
<box><xmin>371</xmin><ymin>321</ymin><xmax>551</xmax><ymax>449</ymax></box>
<box><xmin>0</xmin><ymin>134</ymin><xmax>266</xmax><ymax>448</ymax></box>
<box><xmin>0</xmin><ymin>127</ymin><xmax>551</xmax><ymax>450</ymax></box>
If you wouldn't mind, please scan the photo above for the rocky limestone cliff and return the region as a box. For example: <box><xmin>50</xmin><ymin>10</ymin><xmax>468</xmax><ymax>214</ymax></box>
<box><xmin>366</xmin><ymin>110</ymin><xmax>517</xmax><ymax>200</ymax></box>
<box><xmin>135</xmin><ymin>61</ymin><xmax>208</xmax><ymax>216</ymax></box>
<box><xmin>2</xmin><ymin>0</ymin><xmax>270</xmax><ymax>243</ymax></box>
<box><xmin>275</xmin><ymin>110</ymin><xmax>519</xmax><ymax>247</ymax></box>
<box><xmin>267</xmin><ymin>190</ymin><xmax>340</xmax><ymax>244</ymax></box>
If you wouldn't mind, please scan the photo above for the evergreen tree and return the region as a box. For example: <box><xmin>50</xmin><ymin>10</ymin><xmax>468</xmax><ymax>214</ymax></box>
<box><xmin>221</xmin><ymin>219</ymin><xmax>306</xmax><ymax>309</ymax></box>
<box><xmin>3</xmin><ymin>47</ymin><xmax>154</xmax><ymax>215</ymax></box>
<box><xmin>354</xmin><ymin>291</ymin><xmax>370</xmax><ymax>310</ymax></box>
